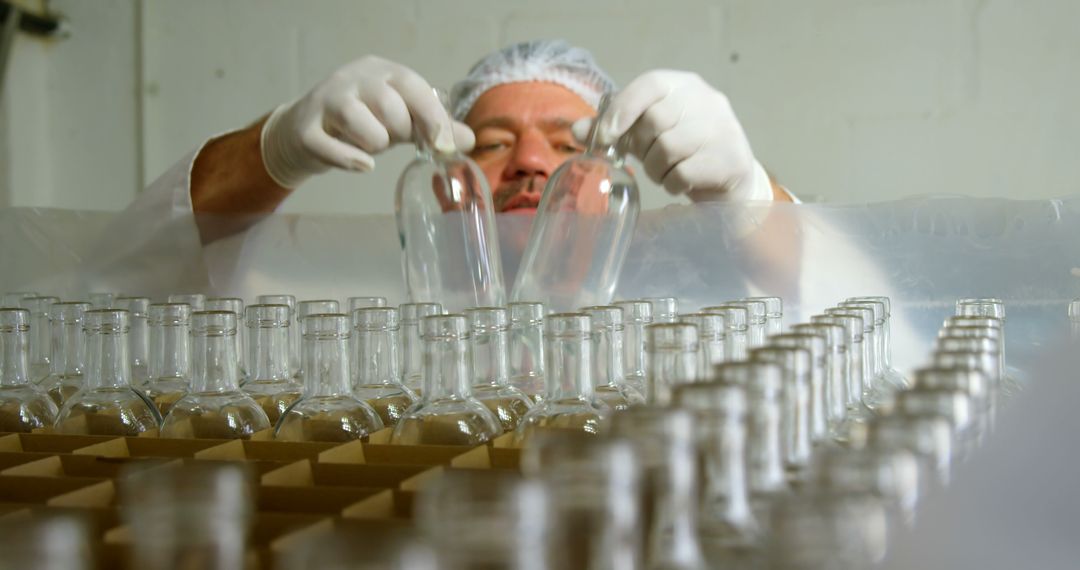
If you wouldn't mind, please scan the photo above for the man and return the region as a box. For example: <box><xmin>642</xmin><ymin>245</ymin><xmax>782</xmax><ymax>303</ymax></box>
<box><xmin>186</xmin><ymin>39</ymin><xmax>791</xmax><ymax>235</ymax></box>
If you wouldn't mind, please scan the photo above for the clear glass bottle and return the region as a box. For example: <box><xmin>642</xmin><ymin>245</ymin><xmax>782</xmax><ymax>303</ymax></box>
<box><xmin>672</xmin><ymin>382</ymin><xmax>761</xmax><ymax>566</ymax></box>
<box><xmin>765</xmin><ymin>485</ymin><xmax>889</xmax><ymax>570</ymax></box>
<box><xmin>399</xmin><ymin>302</ymin><xmax>443</xmax><ymax>392</ymax></box>
<box><xmin>205</xmin><ymin>297</ymin><xmax>247</xmax><ymax>384</ymax></box>
<box><xmin>89</xmin><ymin>291</ymin><xmax>120</xmax><ymax>309</ymax></box>
<box><xmin>770</xmin><ymin>333</ymin><xmax>830</xmax><ymax>445</ymax></box>
<box><xmin>614</xmin><ymin>300</ymin><xmax>652</xmax><ymax>394</ymax></box>
<box><xmin>811</xmin><ymin>313</ymin><xmax>872</xmax><ymax>422</ymax></box>
<box><xmin>933</xmin><ymin>350</ymin><xmax>1000</xmax><ymax>431</ymax></box>
<box><xmin>511</xmin><ymin>94</ymin><xmax>639</xmax><ymax>311</ymax></box>
<box><xmin>791</xmin><ymin>323</ymin><xmax>850</xmax><ymax>441</ymax></box>
<box><xmin>813</xmin><ymin>434</ymin><xmax>920</xmax><ymax>528</ymax></box>
<box><xmin>610</xmin><ymin>407</ymin><xmax>707</xmax><ymax>570</ymax></box>
<box><xmin>716</xmin><ymin>361</ymin><xmax>788</xmax><ymax>524</ymax></box>
<box><xmin>955</xmin><ymin>298</ymin><xmax>1020</xmax><ymax>392</ymax></box>
<box><xmin>846</xmin><ymin>296</ymin><xmax>907</xmax><ymax>389</ymax></box>
<box><xmin>144</xmin><ymin>303</ymin><xmax>193</xmax><ymax>417</ymax></box>
<box><xmin>122</xmin><ymin>462</ymin><xmax>253</xmax><ymax>570</ymax></box>
<box><xmin>281</xmin><ymin>528</ymin><xmax>436</xmax><ymax>570</ymax></box>
<box><xmin>255</xmin><ymin>294</ymin><xmax>300</xmax><ymax>378</ymax></box>
<box><xmin>1</xmin><ymin>291</ymin><xmax>38</xmax><ymax>307</ymax></box>
<box><xmin>703</xmin><ymin>305</ymin><xmax>749</xmax><ymax>362</ymax></box>
<box><xmin>0</xmin><ymin>308</ymin><xmax>59</xmax><ymax>432</ymax></box>
<box><xmin>392</xmin><ymin>314</ymin><xmax>501</xmax><ymax>445</ymax></box>
<box><xmin>416</xmin><ymin>469</ymin><xmax>549</xmax><ymax>570</ymax></box>
<box><xmin>642</xmin><ymin>297</ymin><xmax>679</xmax><ymax>324</ymax></box>
<box><xmin>296</xmin><ymin>300</ymin><xmax>339</xmax><ymax>382</ymax></box>
<box><xmin>744</xmin><ymin>296</ymin><xmax>783</xmax><ymax>338</ymax></box>
<box><xmin>519</xmin><ymin>431</ymin><xmax>643</xmax><ymax>570</ymax></box>
<box><xmin>839</xmin><ymin>301</ymin><xmax>898</xmax><ymax>409</ymax></box>
<box><xmin>396</xmin><ymin>91</ymin><xmax>506</xmax><ymax>311</ymax></box>
<box><xmin>514</xmin><ymin>313</ymin><xmax>609</xmax><ymax>446</ymax></box>
<box><xmin>465</xmin><ymin>307</ymin><xmax>533</xmax><ymax>431</ymax></box>
<box><xmin>750</xmin><ymin>346</ymin><xmax>813</xmax><ymax>483</ymax></box>
<box><xmin>276</xmin><ymin>314</ymin><xmax>383</xmax><ymax>441</ymax></box>
<box><xmin>646</xmin><ymin>323</ymin><xmax>699</xmax><ymax>406</ymax></box>
<box><xmin>40</xmin><ymin>302</ymin><xmax>91</xmax><ymax>406</ymax></box>
<box><xmin>54</xmin><ymin>309</ymin><xmax>160</xmax><ymax>435</ymax></box>
<box><xmin>938</xmin><ymin>327</ymin><xmax>1006</xmax><ymax>402</ymax></box>
<box><xmin>867</xmin><ymin>412</ymin><xmax>953</xmax><ymax>488</ymax></box>
<box><xmin>894</xmin><ymin>384</ymin><xmax>977</xmax><ymax>460</ymax></box>
<box><xmin>0</xmin><ymin>511</ymin><xmax>92</xmax><ymax>570</ymax></box>
<box><xmin>1070</xmin><ymin>299</ymin><xmax>1080</xmax><ymax>339</ymax></box>
<box><xmin>730</xmin><ymin>300</ymin><xmax>768</xmax><ymax>349</ymax></box>
<box><xmin>508</xmin><ymin>302</ymin><xmax>546</xmax><ymax>397</ymax></box>
<box><xmin>825</xmin><ymin>306</ymin><xmax>881</xmax><ymax>409</ymax></box>
<box><xmin>116</xmin><ymin>296</ymin><xmax>151</xmax><ymax>390</ymax></box>
<box><xmin>161</xmin><ymin>311</ymin><xmax>270</xmax><ymax>439</ymax></box>
<box><xmin>21</xmin><ymin>295</ymin><xmax>58</xmax><ymax>382</ymax></box>
<box><xmin>678</xmin><ymin>312</ymin><xmax>726</xmax><ymax>381</ymax></box>
<box><xmin>348</xmin><ymin>296</ymin><xmax>388</xmax><ymax>312</ymax></box>
<box><xmin>352</xmin><ymin>307</ymin><xmax>417</xmax><ymax>427</ymax></box>
<box><xmin>167</xmin><ymin>293</ymin><xmax>206</xmax><ymax>312</ymax></box>
<box><xmin>241</xmin><ymin>304</ymin><xmax>303</xmax><ymax>426</ymax></box>
<box><xmin>583</xmin><ymin>305</ymin><xmax>644</xmax><ymax>410</ymax></box>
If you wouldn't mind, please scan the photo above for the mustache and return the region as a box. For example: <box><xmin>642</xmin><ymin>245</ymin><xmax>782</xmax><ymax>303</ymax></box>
<box><xmin>494</xmin><ymin>176</ymin><xmax>544</xmax><ymax>211</ymax></box>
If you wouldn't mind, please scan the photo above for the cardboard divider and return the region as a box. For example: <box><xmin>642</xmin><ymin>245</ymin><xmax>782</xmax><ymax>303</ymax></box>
<box><xmin>2</xmin><ymin>454</ymin><xmax>177</xmax><ymax>478</ymax></box>
<box><xmin>0</xmin><ymin>451</ymin><xmax>58</xmax><ymax>471</ymax></box>
<box><xmin>181</xmin><ymin>457</ymin><xmax>297</xmax><ymax>477</ymax></box>
<box><xmin>268</xmin><ymin>515</ymin><xmax>415</xmax><ymax>557</ymax></box>
<box><xmin>341</xmin><ymin>489</ymin><xmax>416</xmax><ymax>520</ymax></box>
<box><xmin>489</xmin><ymin>433</ymin><xmax>522</xmax><ymax>470</ymax></box>
<box><xmin>260</xmin><ymin>459</ymin><xmax>432</xmax><ymax>489</ymax></box>
<box><xmin>0</xmin><ymin>475</ymin><xmax>109</xmax><ymax>505</ymax></box>
<box><xmin>194</xmin><ymin>440</ymin><xmax>343</xmax><ymax>462</ymax></box>
<box><xmin>73</xmin><ymin>437</ymin><xmax>231</xmax><ymax>458</ymax></box>
<box><xmin>358</xmin><ymin>443</ymin><xmax>492</xmax><ymax>468</ymax></box>
<box><xmin>0</xmin><ymin>433</ymin><xmax>121</xmax><ymax>453</ymax></box>
<box><xmin>256</xmin><ymin>485</ymin><xmax>385</xmax><ymax>515</ymax></box>
<box><xmin>46</xmin><ymin>480</ymin><xmax>117</xmax><ymax>508</ymax></box>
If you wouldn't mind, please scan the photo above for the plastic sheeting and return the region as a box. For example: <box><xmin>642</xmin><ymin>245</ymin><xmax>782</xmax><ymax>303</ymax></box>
<box><xmin>2</xmin><ymin>196</ymin><xmax>1077</xmax><ymax>376</ymax></box>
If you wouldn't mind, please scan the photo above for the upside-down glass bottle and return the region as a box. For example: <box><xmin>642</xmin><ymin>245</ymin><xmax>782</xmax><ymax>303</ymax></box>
<box><xmin>0</xmin><ymin>309</ymin><xmax>59</xmax><ymax>432</ymax></box>
<box><xmin>161</xmin><ymin>311</ymin><xmax>270</xmax><ymax>439</ymax></box>
<box><xmin>507</xmin><ymin>302</ymin><xmax>546</xmax><ymax>397</ymax></box>
<box><xmin>679</xmin><ymin>313</ymin><xmax>726</xmax><ymax>382</ymax></box>
<box><xmin>352</xmin><ymin>307</ymin><xmax>417</xmax><ymax>427</ymax></box>
<box><xmin>614</xmin><ymin>300</ymin><xmax>652</xmax><ymax>394</ymax></box>
<box><xmin>511</xmin><ymin>94</ymin><xmax>639</xmax><ymax>311</ymax></box>
<box><xmin>144</xmin><ymin>303</ymin><xmax>192</xmax><ymax>417</ymax></box>
<box><xmin>40</xmin><ymin>302</ymin><xmax>91</xmax><ymax>406</ymax></box>
<box><xmin>21</xmin><ymin>296</ymin><xmax>58</xmax><ymax>383</ymax></box>
<box><xmin>465</xmin><ymin>307</ymin><xmax>533</xmax><ymax>432</ymax></box>
<box><xmin>514</xmin><ymin>314</ymin><xmax>609</xmax><ymax>446</ymax></box>
<box><xmin>205</xmin><ymin>297</ymin><xmax>247</xmax><ymax>384</ymax></box>
<box><xmin>744</xmin><ymin>296</ymin><xmax>783</xmax><ymax>338</ymax></box>
<box><xmin>276</xmin><ymin>314</ymin><xmax>383</xmax><ymax>442</ymax></box>
<box><xmin>242</xmin><ymin>304</ymin><xmax>303</xmax><ymax>426</ymax></box>
<box><xmin>583</xmin><ymin>305</ymin><xmax>644</xmax><ymax>410</ymax></box>
<box><xmin>117</xmin><ymin>296</ymin><xmax>151</xmax><ymax>389</ymax></box>
<box><xmin>255</xmin><ymin>294</ymin><xmax>300</xmax><ymax>378</ymax></box>
<box><xmin>646</xmin><ymin>323</ymin><xmax>699</xmax><ymax>406</ymax></box>
<box><xmin>391</xmin><ymin>315</ymin><xmax>501</xmax><ymax>445</ymax></box>
<box><xmin>54</xmin><ymin>310</ymin><xmax>160</xmax><ymax>435</ymax></box>
<box><xmin>703</xmin><ymin>305</ymin><xmax>749</xmax><ymax>362</ymax></box>
<box><xmin>396</xmin><ymin>90</ymin><xmax>505</xmax><ymax>311</ymax></box>
<box><xmin>399</xmin><ymin>302</ymin><xmax>443</xmax><ymax>392</ymax></box>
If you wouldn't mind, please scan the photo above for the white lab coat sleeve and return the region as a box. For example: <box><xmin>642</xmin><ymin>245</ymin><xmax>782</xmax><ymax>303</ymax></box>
<box><xmin>76</xmin><ymin>144</ymin><xmax>212</xmax><ymax>297</ymax></box>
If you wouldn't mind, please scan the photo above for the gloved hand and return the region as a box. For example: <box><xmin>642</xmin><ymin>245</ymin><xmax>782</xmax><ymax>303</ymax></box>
<box><xmin>573</xmin><ymin>70</ymin><xmax>774</xmax><ymax>202</ymax></box>
<box><xmin>260</xmin><ymin>56</ymin><xmax>476</xmax><ymax>188</ymax></box>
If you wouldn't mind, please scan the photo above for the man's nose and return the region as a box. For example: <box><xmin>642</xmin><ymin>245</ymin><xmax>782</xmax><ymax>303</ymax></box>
<box><xmin>504</xmin><ymin>130</ymin><xmax>556</xmax><ymax>180</ymax></box>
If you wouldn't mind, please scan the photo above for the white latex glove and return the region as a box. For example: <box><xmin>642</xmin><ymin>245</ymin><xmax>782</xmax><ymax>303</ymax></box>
<box><xmin>573</xmin><ymin>70</ymin><xmax>774</xmax><ymax>202</ymax></box>
<box><xmin>260</xmin><ymin>56</ymin><xmax>475</xmax><ymax>188</ymax></box>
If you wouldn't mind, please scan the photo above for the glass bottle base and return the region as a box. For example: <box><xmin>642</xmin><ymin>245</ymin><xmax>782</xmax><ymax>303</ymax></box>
<box><xmin>161</xmin><ymin>391</ymin><xmax>270</xmax><ymax>439</ymax></box>
<box><xmin>275</xmin><ymin>396</ymin><xmax>383</xmax><ymax>442</ymax></box>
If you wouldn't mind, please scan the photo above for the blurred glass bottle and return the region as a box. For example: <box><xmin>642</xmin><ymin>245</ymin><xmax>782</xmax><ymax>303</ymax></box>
<box><xmin>416</xmin><ymin>470</ymin><xmax>549</xmax><ymax>570</ymax></box>
<box><xmin>703</xmin><ymin>305</ymin><xmax>749</xmax><ymax>362</ymax></box>
<box><xmin>791</xmin><ymin>323</ymin><xmax>849</xmax><ymax>442</ymax></box>
<box><xmin>1070</xmin><ymin>299</ymin><xmax>1080</xmax><ymax>339</ymax></box>
<box><xmin>205</xmin><ymin>297</ymin><xmax>247</xmax><ymax>384</ymax></box>
<box><xmin>116</xmin><ymin>296</ymin><xmax>151</xmax><ymax>390</ymax></box>
<box><xmin>348</xmin><ymin>296</ymin><xmax>388</xmax><ymax>311</ymax></box>
<box><xmin>0</xmin><ymin>512</ymin><xmax>93</xmax><ymax>570</ymax></box>
<box><xmin>520</xmin><ymin>432</ymin><xmax>643</xmax><ymax>570</ymax></box>
<box><xmin>815</xmin><ymin>428</ymin><xmax>920</xmax><ymax>526</ymax></box>
<box><xmin>399</xmin><ymin>302</ymin><xmax>443</xmax><ymax>392</ymax></box>
<box><xmin>766</xmin><ymin>485</ymin><xmax>889</xmax><ymax>570</ymax></box>
<box><xmin>144</xmin><ymin>303</ymin><xmax>192</xmax><ymax>417</ymax></box>
<box><xmin>750</xmin><ymin>346</ymin><xmax>813</xmax><ymax>483</ymax></box>
<box><xmin>122</xmin><ymin>462</ymin><xmax>253</xmax><ymax>570</ymax></box>
<box><xmin>396</xmin><ymin>91</ymin><xmax>505</xmax><ymax>311</ymax></box>
<box><xmin>392</xmin><ymin>314</ymin><xmax>501</xmax><ymax>445</ymax></box>
<box><xmin>167</xmin><ymin>293</ymin><xmax>205</xmax><ymax>311</ymax></box>
<box><xmin>933</xmin><ymin>349</ymin><xmax>1000</xmax><ymax>429</ymax></box>
<box><xmin>0</xmin><ymin>308</ymin><xmax>59</xmax><ymax>432</ymax></box>
<box><xmin>583</xmin><ymin>305</ymin><xmax>644</xmax><ymax>410</ymax></box>
<box><xmin>846</xmin><ymin>296</ymin><xmax>906</xmax><ymax>389</ymax></box>
<box><xmin>1</xmin><ymin>291</ymin><xmax>38</xmax><ymax>307</ymax></box>
<box><xmin>255</xmin><ymin>294</ymin><xmax>300</xmax><ymax>378</ymax></box>
<box><xmin>646</xmin><ymin>323</ymin><xmax>698</xmax><ymax>406</ymax></box>
<box><xmin>242</xmin><ymin>304</ymin><xmax>303</xmax><ymax>425</ymax></box>
<box><xmin>54</xmin><ymin>309</ymin><xmax>160</xmax><ymax>435</ymax></box>
<box><xmin>729</xmin><ymin>300</ymin><xmax>767</xmax><ymax>349</ymax></box>
<box><xmin>352</xmin><ymin>307</ymin><xmax>417</xmax><ymax>427</ymax></box>
<box><xmin>511</xmin><ymin>94</ymin><xmax>639</xmax><ymax>311</ymax></box>
<box><xmin>161</xmin><ymin>311</ymin><xmax>270</xmax><ymax>439</ymax></box>
<box><xmin>280</xmin><ymin>528</ymin><xmax>436</xmax><ymax>570</ymax></box>
<box><xmin>642</xmin><ymin>297</ymin><xmax>679</xmax><ymax>324</ymax></box>
<box><xmin>90</xmin><ymin>291</ymin><xmax>120</xmax><ymax>309</ymax></box>
<box><xmin>466</xmin><ymin>307</ymin><xmax>533</xmax><ymax>432</ymax></box>
<box><xmin>673</xmin><ymin>382</ymin><xmax>761</xmax><ymax>567</ymax></box>
<box><xmin>611</xmin><ymin>407</ymin><xmax>706</xmax><ymax>570</ymax></box>
<box><xmin>867</xmin><ymin>412</ymin><xmax>953</xmax><ymax>489</ymax></box>
<box><xmin>40</xmin><ymin>301</ymin><xmax>90</xmax><ymax>406</ymax></box>
<box><xmin>678</xmin><ymin>312</ymin><xmax>726</xmax><ymax>381</ymax></box>
<box><xmin>276</xmin><ymin>314</ymin><xmax>383</xmax><ymax>442</ymax></box>
<box><xmin>811</xmin><ymin>313</ymin><xmax>872</xmax><ymax>422</ymax></box>
<box><xmin>955</xmin><ymin>298</ymin><xmax>1020</xmax><ymax>391</ymax></box>
<box><xmin>825</xmin><ymin>306</ymin><xmax>881</xmax><ymax>410</ymax></box>
<box><xmin>508</xmin><ymin>301</ymin><xmax>546</xmax><ymax>397</ymax></box>
<box><xmin>769</xmin><ymin>333</ymin><xmax>830</xmax><ymax>445</ymax></box>
<box><xmin>20</xmin><ymin>295</ymin><xmax>58</xmax><ymax>382</ymax></box>
<box><xmin>514</xmin><ymin>313</ymin><xmax>609</xmax><ymax>446</ymax></box>
<box><xmin>615</xmin><ymin>300</ymin><xmax>652</xmax><ymax>394</ymax></box>
<box><xmin>744</xmin><ymin>296</ymin><xmax>783</xmax><ymax>338</ymax></box>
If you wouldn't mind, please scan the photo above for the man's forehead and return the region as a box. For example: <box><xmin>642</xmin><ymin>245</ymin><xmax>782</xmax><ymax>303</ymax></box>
<box><xmin>465</xmin><ymin>82</ymin><xmax>596</xmax><ymax>130</ymax></box>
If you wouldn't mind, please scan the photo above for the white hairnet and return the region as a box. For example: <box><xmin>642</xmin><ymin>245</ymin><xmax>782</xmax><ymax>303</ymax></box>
<box><xmin>450</xmin><ymin>39</ymin><xmax>616</xmax><ymax>121</ymax></box>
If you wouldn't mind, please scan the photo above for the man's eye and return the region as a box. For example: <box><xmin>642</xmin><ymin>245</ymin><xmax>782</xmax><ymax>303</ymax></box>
<box><xmin>558</xmin><ymin>144</ymin><xmax>583</xmax><ymax>154</ymax></box>
<box><xmin>475</xmin><ymin>142</ymin><xmax>508</xmax><ymax>152</ymax></box>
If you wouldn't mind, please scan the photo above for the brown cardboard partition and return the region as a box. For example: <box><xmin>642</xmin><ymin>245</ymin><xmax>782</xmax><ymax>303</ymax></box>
<box><xmin>0</xmin><ymin>451</ymin><xmax>58</xmax><ymax>471</ymax></box>
<box><xmin>489</xmin><ymin>434</ymin><xmax>522</xmax><ymax>470</ymax></box>
<box><xmin>0</xmin><ymin>433</ymin><xmax>121</xmax><ymax>453</ymax></box>
<box><xmin>73</xmin><ymin>437</ymin><xmax>231</xmax><ymax>458</ymax></box>
<box><xmin>195</xmin><ymin>439</ymin><xmax>343</xmax><ymax>462</ymax></box>
<box><xmin>0</xmin><ymin>475</ymin><xmax>110</xmax><ymax>505</ymax></box>
<box><xmin>256</xmin><ymin>485</ymin><xmax>384</xmax><ymax>515</ymax></box>
<box><xmin>20</xmin><ymin>505</ymin><xmax>123</xmax><ymax>537</ymax></box>
<box><xmin>341</xmin><ymin>489</ymin><xmax>417</xmax><ymax>520</ymax></box>
<box><xmin>356</xmin><ymin>443</ymin><xmax>491</xmax><ymax>468</ymax></box>
<box><xmin>3</xmin><ymin>454</ymin><xmax>177</xmax><ymax>479</ymax></box>
<box><xmin>269</xmin><ymin>515</ymin><xmax>415</xmax><ymax>556</ymax></box>
<box><xmin>180</xmin><ymin>457</ymin><xmax>296</xmax><ymax>477</ymax></box>
<box><xmin>261</xmin><ymin>459</ymin><xmax>432</xmax><ymax>489</ymax></box>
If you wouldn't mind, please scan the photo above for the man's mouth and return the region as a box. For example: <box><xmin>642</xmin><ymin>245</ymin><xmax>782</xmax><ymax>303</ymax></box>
<box><xmin>501</xmin><ymin>194</ymin><xmax>540</xmax><ymax>212</ymax></box>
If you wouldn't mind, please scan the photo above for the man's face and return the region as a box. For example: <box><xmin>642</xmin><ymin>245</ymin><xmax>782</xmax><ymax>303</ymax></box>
<box><xmin>464</xmin><ymin>82</ymin><xmax>597</xmax><ymax>214</ymax></box>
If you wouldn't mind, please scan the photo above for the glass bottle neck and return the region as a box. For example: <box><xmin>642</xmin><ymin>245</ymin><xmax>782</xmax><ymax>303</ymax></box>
<box><xmin>129</xmin><ymin>315</ymin><xmax>149</xmax><ymax>369</ymax></box>
<box><xmin>471</xmin><ymin>328</ymin><xmax>510</xmax><ymax>387</ymax></box>
<box><xmin>545</xmin><ymin>334</ymin><xmax>593</xmax><ymax>401</ymax></box>
<box><xmin>702</xmin><ymin>411</ymin><xmax>755</xmax><ymax>529</ymax></box>
<box><xmin>248</xmin><ymin>325</ymin><xmax>291</xmax><ymax>382</ymax></box>
<box><xmin>647</xmin><ymin>439</ymin><xmax>705</xmax><ymax>568</ymax></box>
<box><xmin>402</xmin><ymin>322</ymin><xmax>424</xmax><ymax>385</ymax></box>
<box><xmin>149</xmin><ymin>322</ymin><xmax>190</xmax><ymax>381</ymax></box>
<box><xmin>747</xmin><ymin>392</ymin><xmax>787</xmax><ymax>493</ymax></box>
<box><xmin>623</xmin><ymin>322</ymin><xmax>647</xmax><ymax>379</ymax></box>
<box><xmin>191</xmin><ymin>332</ymin><xmax>240</xmax><ymax>393</ymax></box>
<box><xmin>647</xmin><ymin>347</ymin><xmax>697</xmax><ymax>407</ymax></box>
<box><xmin>423</xmin><ymin>335</ymin><xmax>471</xmax><ymax>400</ymax></box>
<box><xmin>302</xmin><ymin>333</ymin><xmax>351</xmax><ymax>397</ymax></box>
<box><xmin>0</xmin><ymin>326</ymin><xmax>30</xmax><ymax>386</ymax></box>
<box><xmin>592</xmin><ymin>326</ymin><xmax>626</xmax><ymax>388</ymax></box>
<box><xmin>29</xmin><ymin>311</ymin><xmax>51</xmax><ymax>367</ymax></box>
<box><xmin>354</xmin><ymin>327</ymin><xmax>401</xmax><ymax>386</ymax></box>
<box><xmin>51</xmin><ymin>321</ymin><xmax>84</xmax><ymax>376</ymax></box>
<box><xmin>85</xmin><ymin>329</ymin><xmax>131</xmax><ymax>390</ymax></box>
<box><xmin>508</xmin><ymin>322</ymin><xmax>544</xmax><ymax>385</ymax></box>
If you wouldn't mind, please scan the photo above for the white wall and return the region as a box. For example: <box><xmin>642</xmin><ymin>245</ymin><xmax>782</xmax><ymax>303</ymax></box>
<box><xmin>1</xmin><ymin>0</ymin><xmax>1076</xmax><ymax>213</ymax></box>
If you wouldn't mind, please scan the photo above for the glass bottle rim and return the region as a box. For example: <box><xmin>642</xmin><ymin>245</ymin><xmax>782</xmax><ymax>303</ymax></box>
<box><xmin>0</xmin><ymin>308</ymin><xmax>30</xmax><ymax>332</ymax></box>
<box><xmin>191</xmin><ymin>310</ymin><xmax>237</xmax><ymax>337</ymax></box>
<box><xmin>353</xmin><ymin>307</ymin><xmax>399</xmax><ymax>331</ymax></box>
<box><xmin>83</xmin><ymin>309</ymin><xmax>130</xmax><ymax>334</ymax></box>
<box><xmin>149</xmin><ymin>302</ymin><xmax>193</xmax><ymax>326</ymax></box>
<box><xmin>244</xmin><ymin>304</ymin><xmax>291</xmax><ymax>328</ymax></box>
